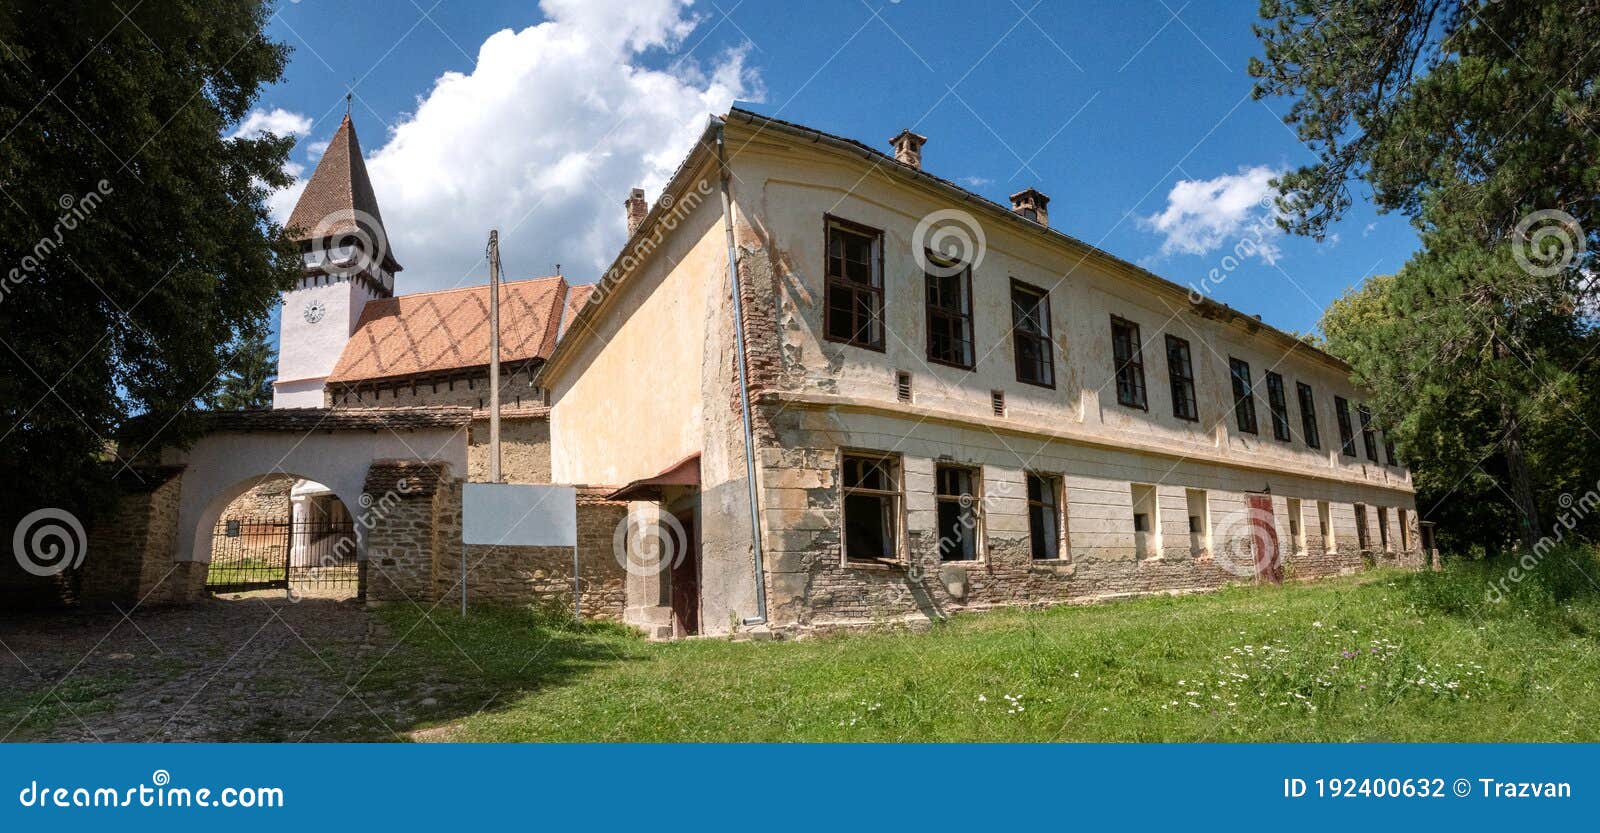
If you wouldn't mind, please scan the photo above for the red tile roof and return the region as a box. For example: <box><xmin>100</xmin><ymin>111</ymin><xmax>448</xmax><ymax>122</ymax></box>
<box><xmin>328</xmin><ymin>277</ymin><xmax>569</xmax><ymax>383</ymax></box>
<box><xmin>557</xmin><ymin>283</ymin><xmax>595</xmax><ymax>340</ymax></box>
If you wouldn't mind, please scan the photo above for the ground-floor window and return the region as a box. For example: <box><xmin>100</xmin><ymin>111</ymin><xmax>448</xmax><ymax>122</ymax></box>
<box><xmin>1131</xmin><ymin>483</ymin><xmax>1161</xmax><ymax>559</ymax></box>
<box><xmin>1318</xmin><ymin>500</ymin><xmax>1333</xmax><ymax>553</ymax></box>
<box><xmin>1185</xmin><ymin>488</ymin><xmax>1209</xmax><ymax>558</ymax></box>
<box><xmin>936</xmin><ymin>464</ymin><xmax>981</xmax><ymax>561</ymax></box>
<box><xmin>1398</xmin><ymin>508</ymin><xmax>1411</xmax><ymax>550</ymax></box>
<box><xmin>1377</xmin><ymin>506</ymin><xmax>1391</xmax><ymax>551</ymax></box>
<box><xmin>1026</xmin><ymin>472</ymin><xmax>1065</xmax><ymax>560</ymax></box>
<box><xmin>1355</xmin><ymin>504</ymin><xmax>1371</xmax><ymax>551</ymax></box>
<box><xmin>842</xmin><ymin>453</ymin><xmax>902</xmax><ymax>564</ymax></box>
<box><xmin>1287</xmin><ymin>497</ymin><xmax>1305</xmax><ymax>554</ymax></box>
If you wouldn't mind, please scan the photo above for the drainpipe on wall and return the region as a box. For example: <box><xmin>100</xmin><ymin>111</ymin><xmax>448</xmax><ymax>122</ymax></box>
<box><xmin>716</xmin><ymin>118</ymin><xmax>769</xmax><ymax>627</ymax></box>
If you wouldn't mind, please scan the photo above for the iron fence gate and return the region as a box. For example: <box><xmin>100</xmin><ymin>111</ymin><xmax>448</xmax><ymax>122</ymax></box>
<box><xmin>207</xmin><ymin>518</ymin><xmax>361</xmax><ymax>594</ymax></box>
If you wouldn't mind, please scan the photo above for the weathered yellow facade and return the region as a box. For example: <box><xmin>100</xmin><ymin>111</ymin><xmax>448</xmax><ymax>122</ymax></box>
<box><xmin>542</xmin><ymin>109</ymin><xmax>1420</xmax><ymax>638</ymax></box>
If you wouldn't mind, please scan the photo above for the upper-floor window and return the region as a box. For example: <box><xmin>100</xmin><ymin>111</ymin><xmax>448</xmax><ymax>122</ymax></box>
<box><xmin>1297</xmin><ymin>381</ymin><xmax>1321</xmax><ymax>449</ymax></box>
<box><xmin>1358</xmin><ymin>405</ymin><xmax>1379</xmax><ymax>461</ymax></box>
<box><xmin>1265</xmin><ymin>371</ymin><xmax>1291</xmax><ymax>442</ymax></box>
<box><xmin>824</xmin><ymin>216</ymin><xmax>884</xmax><ymax>350</ymax></box>
<box><xmin>1229</xmin><ymin>357</ymin><xmax>1258</xmax><ymax>434</ymax></box>
<box><xmin>1335</xmin><ymin>395</ymin><xmax>1356</xmax><ymax>457</ymax></box>
<box><xmin>924</xmin><ymin>255</ymin><xmax>973</xmax><ymax>368</ymax></box>
<box><xmin>1110</xmin><ymin>316</ymin><xmax>1147</xmax><ymax>410</ymax></box>
<box><xmin>1165</xmin><ymin>334</ymin><xmax>1198</xmax><ymax>421</ymax></box>
<box><xmin>1385</xmin><ymin>438</ymin><xmax>1398</xmax><ymax>466</ymax></box>
<box><xmin>1010</xmin><ymin>280</ymin><xmax>1054</xmax><ymax>387</ymax></box>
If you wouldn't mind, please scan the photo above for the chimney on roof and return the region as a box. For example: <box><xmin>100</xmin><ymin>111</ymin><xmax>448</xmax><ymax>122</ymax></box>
<box><xmin>1009</xmin><ymin>188</ymin><xmax>1050</xmax><ymax>228</ymax></box>
<box><xmin>889</xmin><ymin>129</ymin><xmax>927</xmax><ymax>169</ymax></box>
<box><xmin>625</xmin><ymin>188</ymin><xmax>648</xmax><ymax>235</ymax></box>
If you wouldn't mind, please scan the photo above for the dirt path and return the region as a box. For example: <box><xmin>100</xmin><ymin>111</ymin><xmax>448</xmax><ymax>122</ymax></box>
<box><xmin>0</xmin><ymin>591</ymin><xmax>450</xmax><ymax>742</ymax></box>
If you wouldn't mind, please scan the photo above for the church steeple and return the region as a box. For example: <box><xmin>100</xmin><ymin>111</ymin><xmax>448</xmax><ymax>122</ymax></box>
<box><xmin>285</xmin><ymin>113</ymin><xmax>401</xmax><ymax>291</ymax></box>
<box><xmin>274</xmin><ymin>113</ymin><xmax>401</xmax><ymax>409</ymax></box>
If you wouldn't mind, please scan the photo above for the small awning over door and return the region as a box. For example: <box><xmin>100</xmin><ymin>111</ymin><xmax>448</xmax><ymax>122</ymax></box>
<box><xmin>605</xmin><ymin>454</ymin><xmax>701</xmax><ymax>501</ymax></box>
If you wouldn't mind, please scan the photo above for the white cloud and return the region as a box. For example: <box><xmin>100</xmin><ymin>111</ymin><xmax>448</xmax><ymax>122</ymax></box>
<box><xmin>268</xmin><ymin>0</ymin><xmax>759</xmax><ymax>290</ymax></box>
<box><xmin>959</xmin><ymin>176</ymin><xmax>992</xmax><ymax>188</ymax></box>
<box><xmin>231</xmin><ymin>107</ymin><xmax>314</xmax><ymax>140</ymax></box>
<box><xmin>1140</xmin><ymin>165</ymin><xmax>1284</xmax><ymax>265</ymax></box>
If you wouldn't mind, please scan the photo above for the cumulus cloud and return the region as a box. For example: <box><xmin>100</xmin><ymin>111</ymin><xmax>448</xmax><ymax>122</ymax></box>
<box><xmin>231</xmin><ymin>108</ymin><xmax>314</xmax><ymax>141</ymax></box>
<box><xmin>268</xmin><ymin>0</ymin><xmax>759</xmax><ymax>291</ymax></box>
<box><xmin>1140</xmin><ymin>165</ymin><xmax>1284</xmax><ymax>265</ymax></box>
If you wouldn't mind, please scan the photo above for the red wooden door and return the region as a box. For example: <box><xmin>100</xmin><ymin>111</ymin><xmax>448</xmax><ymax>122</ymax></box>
<box><xmin>1245</xmin><ymin>493</ymin><xmax>1282</xmax><ymax>585</ymax></box>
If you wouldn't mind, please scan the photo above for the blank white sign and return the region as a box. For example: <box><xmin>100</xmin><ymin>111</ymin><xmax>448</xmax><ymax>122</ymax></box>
<box><xmin>462</xmin><ymin>483</ymin><xmax>577</xmax><ymax>547</ymax></box>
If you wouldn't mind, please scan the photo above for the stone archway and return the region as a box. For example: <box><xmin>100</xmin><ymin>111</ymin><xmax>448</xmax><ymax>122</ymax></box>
<box><xmin>77</xmin><ymin>408</ymin><xmax>471</xmax><ymax>608</ymax></box>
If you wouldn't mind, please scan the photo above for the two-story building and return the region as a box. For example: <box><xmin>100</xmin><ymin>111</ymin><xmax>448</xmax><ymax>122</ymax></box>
<box><xmin>542</xmin><ymin>108</ymin><xmax>1422</xmax><ymax>638</ymax></box>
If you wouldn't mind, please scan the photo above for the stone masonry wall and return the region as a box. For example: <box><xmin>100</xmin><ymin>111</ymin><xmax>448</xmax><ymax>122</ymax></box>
<box><xmin>362</xmin><ymin>460</ymin><xmax>452</xmax><ymax>603</ymax></box>
<box><xmin>432</xmin><ymin>482</ymin><xmax>628</xmax><ymax>619</ymax></box>
<box><xmin>79</xmin><ymin>467</ymin><xmax>205</xmax><ymax>608</ymax></box>
<box><xmin>467</xmin><ymin>414</ymin><xmax>552</xmax><ymax>483</ymax></box>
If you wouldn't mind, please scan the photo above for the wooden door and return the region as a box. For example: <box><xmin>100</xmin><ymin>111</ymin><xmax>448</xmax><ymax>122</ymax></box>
<box><xmin>1246</xmin><ymin>493</ymin><xmax>1282</xmax><ymax>585</ymax></box>
<box><xmin>669</xmin><ymin>512</ymin><xmax>700</xmax><ymax>636</ymax></box>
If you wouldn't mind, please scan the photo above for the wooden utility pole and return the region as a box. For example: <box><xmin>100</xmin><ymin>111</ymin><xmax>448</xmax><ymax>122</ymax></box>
<box><xmin>487</xmin><ymin>229</ymin><xmax>502</xmax><ymax>483</ymax></box>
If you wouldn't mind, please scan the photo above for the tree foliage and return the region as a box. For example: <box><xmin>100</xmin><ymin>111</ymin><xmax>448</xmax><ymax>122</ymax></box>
<box><xmin>1256</xmin><ymin>0</ymin><xmax>1600</xmax><ymax>550</ymax></box>
<box><xmin>212</xmin><ymin>329</ymin><xmax>277</xmax><ymax>410</ymax></box>
<box><xmin>0</xmin><ymin>1</ymin><xmax>299</xmax><ymax>530</ymax></box>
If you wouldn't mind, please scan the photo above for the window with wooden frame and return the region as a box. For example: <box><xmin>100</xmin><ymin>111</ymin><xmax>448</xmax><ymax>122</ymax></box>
<box><xmin>1385</xmin><ymin>437</ymin><xmax>1398</xmax><ymax>466</ymax></box>
<box><xmin>1010</xmin><ymin>280</ymin><xmax>1054</xmax><ymax>387</ymax></box>
<box><xmin>924</xmin><ymin>255</ymin><xmax>974</xmax><ymax>368</ymax></box>
<box><xmin>1228</xmin><ymin>357</ymin><xmax>1258</xmax><ymax>434</ymax></box>
<box><xmin>1335</xmin><ymin>395</ymin><xmax>1356</xmax><ymax>456</ymax></box>
<box><xmin>1358</xmin><ymin>404</ymin><xmax>1379</xmax><ymax>461</ymax></box>
<box><xmin>841</xmin><ymin>453</ymin><xmax>902</xmax><ymax>564</ymax></box>
<box><xmin>824</xmin><ymin>216</ymin><xmax>884</xmax><ymax>350</ymax></box>
<box><xmin>1297</xmin><ymin>381</ymin><xmax>1321</xmax><ymax>449</ymax></box>
<box><xmin>1026</xmin><ymin>472</ymin><xmax>1066</xmax><ymax>561</ymax></box>
<box><xmin>935</xmin><ymin>464</ymin><xmax>981</xmax><ymax>562</ymax></box>
<box><xmin>1110</xmin><ymin>316</ymin><xmax>1147</xmax><ymax>409</ymax></box>
<box><xmin>1165</xmin><ymin>334</ymin><xmax>1198</xmax><ymax>421</ymax></box>
<box><xmin>1265</xmin><ymin>371</ymin><xmax>1291</xmax><ymax>442</ymax></box>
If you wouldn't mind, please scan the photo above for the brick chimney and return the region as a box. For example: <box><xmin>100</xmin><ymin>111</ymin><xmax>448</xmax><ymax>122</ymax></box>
<box><xmin>1009</xmin><ymin>188</ymin><xmax>1050</xmax><ymax>227</ymax></box>
<box><xmin>888</xmin><ymin>129</ymin><xmax>927</xmax><ymax>169</ymax></box>
<box><xmin>625</xmin><ymin>188</ymin><xmax>648</xmax><ymax>235</ymax></box>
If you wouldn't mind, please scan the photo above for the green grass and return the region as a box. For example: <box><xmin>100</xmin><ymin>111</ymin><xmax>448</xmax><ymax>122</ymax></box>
<box><xmin>369</xmin><ymin>546</ymin><xmax>1600</xmax><ymax>742</ymax></box>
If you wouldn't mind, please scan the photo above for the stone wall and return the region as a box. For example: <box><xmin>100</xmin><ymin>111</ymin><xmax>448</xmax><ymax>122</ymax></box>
<box><xmin>78</xmin><ymin>467</ymin><xmax>206</xmax><ymax>608</ymax></box>
<box><xmin>362</xmin><ymin>460</ymin><xmax>452</xmax><ymax>603</ymax></box>
<box><xmin>328</xmin><ymin>366</ymin><xmax>543</xmax><ymax>410</ymax></box>
<box><xmin>431</xmin><ymin>482</ymin><xmax>628</xmax><ymax>619</ymax></box>
<box><xmin>467</xmin><ymin>412</ymin><xmax>552</xmax><ymax>483</ymax></box>
<box><xmin>219</xmin><ymin>474</ymin><xmax>293</xmax><ymax>522</ymax></box>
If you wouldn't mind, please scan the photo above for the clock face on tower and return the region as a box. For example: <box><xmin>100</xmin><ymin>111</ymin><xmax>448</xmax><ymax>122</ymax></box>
<box><xmin>303</xmin><ymin>300</ymin><xmax>326</xmax><ymax>324</ymax></box>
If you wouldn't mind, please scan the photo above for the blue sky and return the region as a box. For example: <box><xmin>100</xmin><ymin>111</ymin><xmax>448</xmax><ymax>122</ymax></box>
<box><xmin>254</xmin><ymin>0</ymin><xmax>1417</xmax><ymax>336</ymax></box>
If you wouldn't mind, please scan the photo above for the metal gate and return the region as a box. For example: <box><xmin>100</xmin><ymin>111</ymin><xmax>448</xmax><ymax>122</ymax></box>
<box><xmin>207</xmin><ymin>518</ymin><xmax>361</xmax><ymax>594</ymax></box>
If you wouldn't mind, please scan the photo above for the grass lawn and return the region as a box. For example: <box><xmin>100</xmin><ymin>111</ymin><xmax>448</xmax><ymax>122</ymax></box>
<box><xmin>369</xmin><ymin>551</ymin><xmax>1600</xmax><ymax>742</ymax></box>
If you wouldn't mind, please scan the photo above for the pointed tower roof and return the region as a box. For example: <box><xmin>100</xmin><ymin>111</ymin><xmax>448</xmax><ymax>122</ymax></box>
<box><xmin>285</xmin><ymin>113</ymin><xmax>402</xmax><ymax>273</ymax></box>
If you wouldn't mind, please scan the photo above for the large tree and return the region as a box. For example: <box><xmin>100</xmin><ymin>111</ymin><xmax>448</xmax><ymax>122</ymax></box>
<box><xmin>1252</xmin><ymin>0</ymin><xmax>1600</xmax><ymax>550</ymax></box>
<box><xmin>0</xmin><ymin>2</ymin><xmax>299</xmax><ymax>530</ymax></box>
